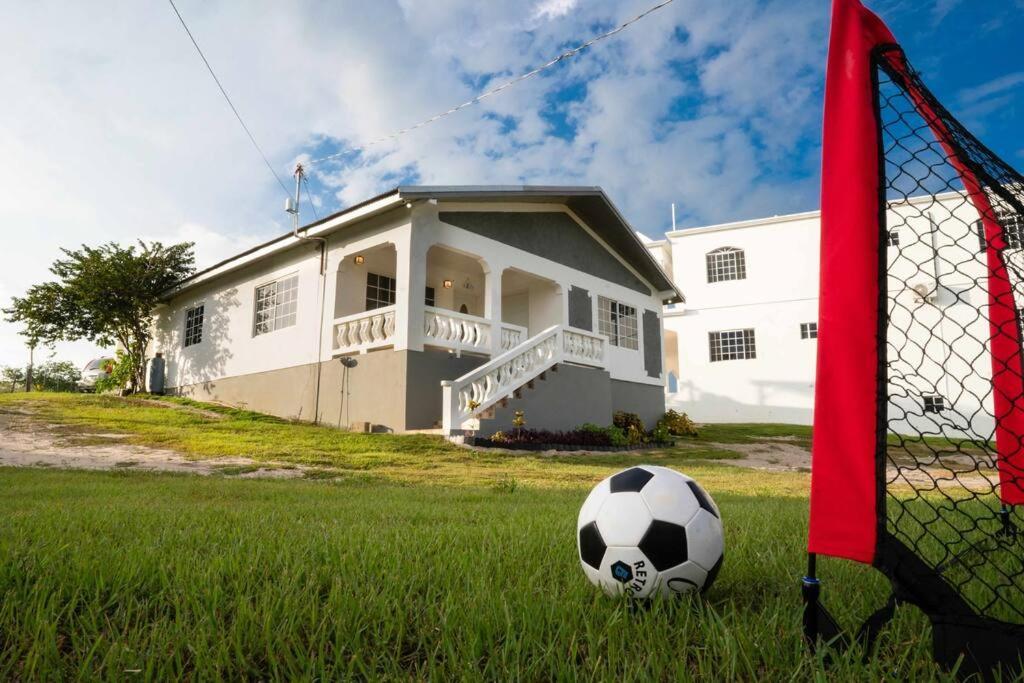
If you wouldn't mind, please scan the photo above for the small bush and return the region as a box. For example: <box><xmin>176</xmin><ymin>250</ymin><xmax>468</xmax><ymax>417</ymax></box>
<box><xmin>612</xmin><ymin>411</ymin><xmax>644</xmax><ymax>434</ymax></box>
<box><xmin>95</xmin><ymin>351</ymin><xmax>135</xmax><ymax>394</ymax></box>
<box><xmin>658</xmin><ymin>409</ymin><xmax>699</xmax><ymax>437</ymax></box>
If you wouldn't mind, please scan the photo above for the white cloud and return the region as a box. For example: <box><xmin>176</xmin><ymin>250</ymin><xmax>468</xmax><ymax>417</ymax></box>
<box><xmin>0</xmin><ymin>0</ymin><xmax>828</xmax><ymax>368</ymax></box>
<box><xmin>532</xmin><ymin>0</ymin><xmax>579</xmax><ymax>21</ymax></box>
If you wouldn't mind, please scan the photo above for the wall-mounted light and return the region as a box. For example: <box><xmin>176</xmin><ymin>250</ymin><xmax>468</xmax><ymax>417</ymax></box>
<box><xmin>354</xmin><ymin>254</ymin><xmax>364</xmax><ymax>265</ymax></box>
<box><xmin>443</xmin><ymin>279</ymin><xmax>453</xmax><ymax>289</ymax></box>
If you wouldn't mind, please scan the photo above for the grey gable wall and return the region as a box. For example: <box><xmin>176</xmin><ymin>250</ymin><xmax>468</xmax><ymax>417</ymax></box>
<box><xmin>438</xmin><ymin>212</ymin><xmax>651</xmax><ymax>295</ymax></box>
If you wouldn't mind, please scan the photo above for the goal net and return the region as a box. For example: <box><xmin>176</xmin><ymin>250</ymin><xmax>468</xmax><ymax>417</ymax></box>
<box><xmin>806</xmin><ymin>0</ymin><xmax>1024</xmax><ymax>676</ymax></box>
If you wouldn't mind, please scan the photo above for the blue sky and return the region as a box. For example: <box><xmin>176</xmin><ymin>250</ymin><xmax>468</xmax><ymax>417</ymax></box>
<box><xmin>0</xmin><ymin>0</ymin><xmax>1021</xmax><ymax>367</ymax></box>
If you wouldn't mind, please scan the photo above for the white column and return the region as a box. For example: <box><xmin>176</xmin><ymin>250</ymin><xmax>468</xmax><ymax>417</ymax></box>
<box><xmin>484</xmin><ymin>263</ymin><xmax>502</xmax><ymax>355</ymax></box>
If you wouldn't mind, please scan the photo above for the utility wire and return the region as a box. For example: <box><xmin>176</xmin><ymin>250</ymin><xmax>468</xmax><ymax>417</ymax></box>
<box><xmin>307</xmin><ymin>0</ymin><xmax>677</xmax><ymax>166</ymax></box>
<box><xmin>167</xmin><ymin>0</ymin><xmax>291</xmax><ymax>197</ymax></box>
<box><xmin>302</xmin><ymin>175</ymin><xmax>320</xmax><ymax>220</ymax></box>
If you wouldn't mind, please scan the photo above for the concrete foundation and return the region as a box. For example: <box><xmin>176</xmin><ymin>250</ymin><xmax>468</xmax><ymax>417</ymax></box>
<box><xmin>171</xmin><ymin>352</ymin><xmax>664</xmax><ymax>434</ymax></box>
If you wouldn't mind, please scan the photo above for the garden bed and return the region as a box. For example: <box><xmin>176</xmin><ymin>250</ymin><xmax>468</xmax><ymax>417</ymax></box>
<box><xmin>464</xmin><ymin>436</ymin><xmax>674</xmax><ymax>452</ymax></box>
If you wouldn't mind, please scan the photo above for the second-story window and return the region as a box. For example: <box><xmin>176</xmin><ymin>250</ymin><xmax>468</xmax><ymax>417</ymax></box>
<box><xmin>800</xmin><ymin>322</ymin><xmax>818</xmax><ymax>340</ymax></box>
<box><xmin>365</xmin><ymin>273</ymin><xmax>396</xmax><ymax>310</ymax></box>
<box><xmin>706</xmin><ymin>247</ymin><xmax>746</xmax><ymax>283</ymax></box>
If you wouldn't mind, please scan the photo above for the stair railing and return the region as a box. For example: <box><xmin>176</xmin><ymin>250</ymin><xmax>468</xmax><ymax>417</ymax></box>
<box><xmin>440</xmin><ymin>325</ymin><xmax>607</xmax><ymax>434</ymax></box>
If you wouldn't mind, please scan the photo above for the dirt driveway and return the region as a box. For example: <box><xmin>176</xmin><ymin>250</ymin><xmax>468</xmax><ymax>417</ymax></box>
<box><xmin>0</xmin><ymin>409</ymin><xmax>303</xmax><ymax>479</ymax></box>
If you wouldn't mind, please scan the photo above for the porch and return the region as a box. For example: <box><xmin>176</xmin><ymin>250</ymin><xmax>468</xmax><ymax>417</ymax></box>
<box><xmin>330</xmin><ymin>242</ymin><xmax>575</xmax><ymax>359</ymax></box>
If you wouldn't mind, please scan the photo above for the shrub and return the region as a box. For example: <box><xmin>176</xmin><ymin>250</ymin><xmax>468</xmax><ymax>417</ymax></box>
<box><xmin>95</xmin><ymin>351</ymin><xmax>136</xmax><ymax>394</ymax></box>
<box><xmin>658</xmin><ymin>409</ymin><xmax>699</xmax><ymax>437</ymax></box>
<box><xmin>612</xmin><ymin>411</ymin><xmax>644</xmax><ymax>434</ymax></box>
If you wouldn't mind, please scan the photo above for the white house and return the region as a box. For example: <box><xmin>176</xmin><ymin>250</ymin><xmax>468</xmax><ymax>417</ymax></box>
<box><xmin>153</xmin><ymin>186</ymin><xmax>683</xmax><ymax>435</ymax></box>
<box><xmin>646</xmin><ymin>191</ymin><xmax>1020</xmax><ymax>432</ymax></box>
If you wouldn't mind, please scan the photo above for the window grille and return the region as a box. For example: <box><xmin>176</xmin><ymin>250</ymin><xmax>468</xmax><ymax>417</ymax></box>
<box><xmin>705</xmin><ymin>247</ymin><xmax>746</xmax><ymax>283</ymax></box>
<box><xmin>709</xmin><ymin>329</ymin><xmax>756</xmax><ymax>362</ymax></box>
<box><xmin>184</xmin><ymin>305</ymin><xmax>204</xmax><ymax>347</ymax></box>
<box><xmin>365</xmin><ymin>273</ymin><xmax>396</xmax><ymax>310</ymax></box>
<box><xmin>597</xmin><ymin>297</ymin><xmax>639</xmax><ymax>350</ymax></box>
<box><xmin>253</xmin><ymin>275</ymin><xmax>299</xmax><ymax>336</ymax></box>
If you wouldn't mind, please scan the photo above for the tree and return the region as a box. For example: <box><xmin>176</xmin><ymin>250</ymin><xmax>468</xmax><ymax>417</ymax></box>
<box><xmin>1</xmin><ymin>366</ymin><xmax>25</xmax><ymax>393</ymax></box>
<box><xmin>4</xmin><ymin>241</ymin><xmax>194</xmax><ymax>393</ymax></box>
<box><xmin>32</xmin><ymin>361</ymin><xmax>81</xmax><ymax>392</ymax></box>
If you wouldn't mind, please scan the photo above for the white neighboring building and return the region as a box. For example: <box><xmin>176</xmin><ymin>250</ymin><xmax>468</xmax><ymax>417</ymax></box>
<box><xmin>643</xmin><ymin>210</ymin><xmax>821</xmax><ymax>424</ymax></box>
<box><xmin>645</xmin><ymin>192</ymin><xmax>1011</xmax><ymax>428</ymax></box>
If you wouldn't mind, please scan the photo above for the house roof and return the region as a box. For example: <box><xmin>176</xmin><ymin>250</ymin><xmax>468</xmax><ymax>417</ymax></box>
<box><xmin>164</xmin><ymin>185</ymin><xmax>683</xmax><ymax>303</ymax></box>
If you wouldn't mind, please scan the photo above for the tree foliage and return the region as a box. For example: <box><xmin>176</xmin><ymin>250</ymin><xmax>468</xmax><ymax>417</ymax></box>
<box><xmin>4</xmin><ymin>241</ymin><xmax>194</xmax><ymax>393</ymax></box>
<box><xmin>32</xmin><ymin>361</ymin><xmax>82</xmax><ymax>393</ymax></box>
<box><xmin>1</xmin><ymin>366</ymin><xmax>25</xmax><ymax>393</ymax></box>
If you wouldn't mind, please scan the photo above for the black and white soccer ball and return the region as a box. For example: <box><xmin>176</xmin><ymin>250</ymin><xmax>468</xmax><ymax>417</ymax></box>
<box><xmin>577</xmin><ymin>465</ymin><xmax>724</xmax><ymax>598</ymax></box>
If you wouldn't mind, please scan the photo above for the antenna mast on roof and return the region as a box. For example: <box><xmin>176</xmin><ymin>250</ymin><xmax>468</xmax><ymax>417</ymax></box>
<box><xmin>671</xmin><ymin>203</ymin><xmax>676</xmax><ymax>231</ymax></box>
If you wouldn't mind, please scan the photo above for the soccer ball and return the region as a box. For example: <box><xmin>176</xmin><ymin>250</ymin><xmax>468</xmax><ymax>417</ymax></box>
<box><xmin>577</xmin><ymin>465</ymin><xmax>724</xmax><ymax>598</ymax></box>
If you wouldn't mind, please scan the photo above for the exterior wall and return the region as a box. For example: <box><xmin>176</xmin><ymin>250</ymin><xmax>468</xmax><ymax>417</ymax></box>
<box><xmin>653</xmin><ymin>193</ymin><xmax>996</xmax><ymax>431</ymax></box>
<box><xmin>173</xmin><ymin>361</ymin><xmax>321</xmax><ymax>422</ymax></box>
<box><xmin>155</xmin><ymin>241</ymin><xmax>328</xmax><ymax>392</ymax></box>
<box><xmin>482</xmin><ymin>364</ymin><xmax>615</xmax><ymax>433</ymax></box>
<box><xmin>610</xmin><ymin>379</ymin><xmax>666</xmax><ymax>429</ymax></box>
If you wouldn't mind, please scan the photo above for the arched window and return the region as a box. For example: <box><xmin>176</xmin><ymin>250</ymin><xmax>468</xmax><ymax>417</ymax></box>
<box><xmin>706</xmin><ymin>247</ymin><xmax>746</xmax><ymax>283</ymax></box>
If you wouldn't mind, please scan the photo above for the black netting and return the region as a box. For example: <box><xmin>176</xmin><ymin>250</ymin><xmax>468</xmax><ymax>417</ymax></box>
<box><xmin>877</xmin><ymin>49</ymin><xmax>1024</xmax><ymax>626</ymax></box>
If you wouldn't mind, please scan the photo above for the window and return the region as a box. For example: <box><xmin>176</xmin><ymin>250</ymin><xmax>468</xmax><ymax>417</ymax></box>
<box><xmin>886</xmin><ymin>230</ymin><xmax>900</xmax><ymax>247</ymax></box>
<box><xmin>709</xmin><ymin>329</ymin><xmax>756</xmax><ymax>362</ymax></box>
<box><xmin>184</xmin><ymin>305</ymin><xmax>204</xmax><ymax>347</ymax></box>
<box><xmin>923</xmin><ymin>394</ymin><xmax>945</xmax><ymax>413</ymax></box>
<box><xmin>706</xmin><ymin>247</ymin><xmax>746</xmax><ymax>283</ymax></box>
<box><xmin>365</xmin><ymin>272</ymin><xmax>396</xmax><ymax>310</ymax></box>
<box><xmin>997</xmin><ymin>208</ymin><xmax>1023</xmax><ymax>250</ymax></box>
<box><xmin>425</xmin><ymin>286</ymin><xmax>436</xmax><ymax>307</ymax></box>
<box><xmin>253</xmin><ymin>275</ymin><xmax>299</xmax><ymax>336</ymax></box>
<box><xmin>800</xmin><ymin>322</ymin><xmax>818</xmax><ymax>340</ymax></box>
<box><xmin>598</xmin><ymin>297</ymin><xmax>639</xmax><ymax>350</ymax></box>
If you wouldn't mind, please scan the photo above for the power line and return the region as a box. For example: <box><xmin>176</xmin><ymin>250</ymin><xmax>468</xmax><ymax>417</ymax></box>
<box><xmin>307</xmin><ymin>0</ymin><xmax>677</xmax><ymax>167</ymax></box>
<box><xmin>167</xmin><ymin>0</ymin><xmax>291</xmax><ymax>197</ymax></box>
<box><xmin>302</xmin><ymin>174</ymin><xmax>320</xmax><ymax>220</ymax></box>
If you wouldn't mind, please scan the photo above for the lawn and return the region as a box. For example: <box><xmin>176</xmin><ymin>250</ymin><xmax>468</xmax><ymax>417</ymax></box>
<box><xmin>0</xmin><ymin>394</ymin><xmax>953</xmax><ymax>679</ymax></box>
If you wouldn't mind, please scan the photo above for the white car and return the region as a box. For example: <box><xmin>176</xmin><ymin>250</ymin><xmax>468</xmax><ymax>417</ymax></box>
<box><xmin>79</xmin><ymin>357</ymin><xmax>114</xmax><ymax>391</ymax></box>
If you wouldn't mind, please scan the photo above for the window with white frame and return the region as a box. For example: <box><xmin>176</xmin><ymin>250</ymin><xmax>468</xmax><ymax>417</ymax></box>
<box><xmin>183</xmin><ymin>305</ymin><xmax>204</xmax><ymax>347</ymax></box>
<box><xmin>800</xmin><ymin>322</ymin><xmax>818</xmax><ymax>340</ymax></box>
<box><xmin>996</xmin><ymin>208</ymin><xmax>1023</xmax><ymax>250</ymax></box>
<box><xmin>709</xmin><ymin>329</ymin><xmax>756</xmax><ymax>362</ymax></box>
<box><xmin>706</xmin><ymin>247</ymin><xmax>746</xmax><ymax>283</ymax></box>
<box><xmin>365</xmin><ymin>273</ymin><xmax>396</xmax><ymax>310</ymax></box>
<box><xmin>253</xmin><ymin>275</ymin><xmax>299</xmax><ymax>336</ymax></box>
<box><xmin>424</xmin><ymin>286</ymin><xmax>435</xmax><ymax>307</ymax></box>
<box><xmin>597</xmin><ymin>297</ymin><xmax>639</xmax><ymax>350</ymax></box>
<box><xmin>923</xmin><ymin>394</ymin><xmax>945</xmax><ymax>413</ymax></box>
<box><xmin>887</xmin><ymin>230</ymin><xmax>900</xmax><ymax>247</ymax></box>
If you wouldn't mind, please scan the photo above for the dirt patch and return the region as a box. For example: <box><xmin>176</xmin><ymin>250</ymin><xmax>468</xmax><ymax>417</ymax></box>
<box><xmin>0</xmin><ymin>410</ymin><xmax>301</xmax><ymax>479</ymax></box>
<box><xmin>710</xmin><ymin>441</ymin><xmax>811</xmax><ymax>472</ymax></box>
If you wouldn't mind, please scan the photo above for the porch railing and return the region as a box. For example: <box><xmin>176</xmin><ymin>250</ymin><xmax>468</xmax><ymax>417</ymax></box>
<box><xmin>423</xmin><ymin>306</ymin><xmax>504</xmax><ymax>354</ymax></box>
<box><xmin>441</xmin><ymin>325</ymin><xmax>608</xmax><ymax>434</ymax></box>
<box><xmin>332</xmin><ymin>305</ymin><xmax>397</xmax><ymax>354</ymax></box>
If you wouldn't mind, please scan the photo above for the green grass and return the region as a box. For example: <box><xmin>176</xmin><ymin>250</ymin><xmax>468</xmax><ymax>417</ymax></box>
<box><xmin>0</xmin><ymin>468</ymin><xmax>953</xmax><ymax>680</ymax></box>
<box><xmin>0</xmin><ymin>393</ymin><xmax>977</xmax><ymax>678</ymax></box>
<box><xmin>0</xmin><ymin>393</ymin><xmax>799</xmax><ymax>494</ymax></box>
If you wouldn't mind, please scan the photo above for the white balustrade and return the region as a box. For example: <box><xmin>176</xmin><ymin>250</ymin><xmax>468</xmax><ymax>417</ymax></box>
<box><xmin>423</xmin><ymin>306</ymin><xmax>492</xmax><ymax>353</ymax></box>
<box><xmin>441</xmin><ymin>324</ymin><xmax>609</xmax><ymax>434</ymax></box>
<box><xmin>562</xmin><ymin>327</ymin><xmax>606</xmax><ymax>367</ymax></box>
<box><xmin>499</xmin><ymin>323</ymin><xmax>527</xmax><ymax>351</ymax></box>
<box><xmin>332</xmin><ymin>305</ymin><xmax>396</xmax><ymax>353</ymax></box>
